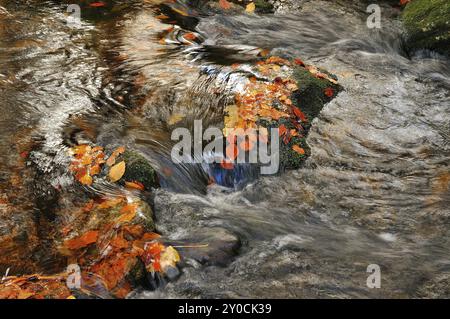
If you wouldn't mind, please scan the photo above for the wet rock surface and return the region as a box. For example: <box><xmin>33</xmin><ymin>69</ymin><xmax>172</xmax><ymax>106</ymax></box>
<box><xmin>0</xmin><ymin>0</ymin><xmax>449</xmax><ymax>299</ymax></box>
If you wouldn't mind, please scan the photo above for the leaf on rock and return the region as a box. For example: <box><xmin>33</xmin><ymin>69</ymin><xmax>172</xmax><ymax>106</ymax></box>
<box><xmin>65</xmin><ymin>230</ymin><xmax>99</xmax><ymax>250</ymax></box>
<box><xmin>292</xmin><ymin>145</ymin><xmax>305</xmax><ymax>155</ymax></box>
<box><xmin>246</xmin><ymin>2</ymin><xmax>256</xmax><ymax>13</ymax></box>
<box><xmin>79</xmin><ymin>174</ymin><xmax>93</xmax><ymax>186</ymax></box>
<box><xmin>324</xmin><ymin>87</ymin><xmax>334</xmax><ymax>98</ymax></box>
<box><xmin>125</xmin><ymin>181</ymin><xmax>145</xmax><ymax>191</ymax></box>
<box><xmin>159</xmin><ymin>246</ymin><xmax>180</xmax><ymax>270</ymax></box>
<box><xmin>116</xmin><ymin>204</ymin><xmax>137</xmax><ymax>223</ymax></box>
<box><xmin>109</xmin><ymin>161</ymin><xmax>126</xmax><ymax>182</ymax></box>
<box><xmin>219</xmin><ymin>0</ymin><xmax>231</xmax><ymax>10</ymax></box>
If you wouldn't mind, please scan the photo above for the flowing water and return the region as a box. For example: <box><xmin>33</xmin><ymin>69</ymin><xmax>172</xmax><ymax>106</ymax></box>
<box><xmin>0</xmin><ymin>0</ymin><xmax>449</xmax><ymax>298</ymax></box>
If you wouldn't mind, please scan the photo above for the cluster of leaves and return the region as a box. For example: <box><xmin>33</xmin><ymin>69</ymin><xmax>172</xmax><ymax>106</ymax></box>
<box><xmin>221</xmin><ymin>55</ymin><xmax>341</xmax><ymax>170</ymax></box>
<box><xmin>0</xmin><ymin>274</ymin><xmax>72</xmax><ymax>299</ymax></box>
<box><xmin>58</xmin><ymin>196</ymin><xmax>180</xmax><ymax>298</ymax></box>
<box><xmin>69</xmin><ymin>145</ymin><xmax>106</xmax><ymax>186</ymax></box>
<box><xmin>142</xmin><ymin>242</ymin><xmax>180</xmax><ymax>274</ymax></box>
<box><xmin>69</xmin><ymin>145</ymin><xmax>146</xmax><ymax>190</ymax></box>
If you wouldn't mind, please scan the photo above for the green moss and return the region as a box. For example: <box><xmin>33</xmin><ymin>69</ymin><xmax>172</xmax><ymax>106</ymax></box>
<box><xmin>402</xmin><ymin>0</ymin><xmax>450</xmax><ymax>55</ymax></box>
<box><xmin>258</xmin><ymin>118</ymin><xmax>309</xmax><ymax>170</ymax></box>
<box><xmin>254</xmin><ymin>0</ymin><xmax>274</xmax><ymax>13</ymax></box>
<box><xmin>291</xmin><ymin>67</ymin><xmax>342</xmax><ymax>128</ymax></box>
<box><xmin>119</xmin><ymin>150</ymin><xmax>159</xmax><ymax>190</ymax></box>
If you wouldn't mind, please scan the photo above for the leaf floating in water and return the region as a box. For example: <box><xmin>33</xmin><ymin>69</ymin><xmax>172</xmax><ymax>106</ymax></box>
<box><xmin>109</xmin><ymin>161</ymin><xmax>126</xmax><ymax>182</ymax></box>
<box><xmin>246</xmin><ymin>2</ymin><xmax>256</xmax><ymax>13</ymax></box>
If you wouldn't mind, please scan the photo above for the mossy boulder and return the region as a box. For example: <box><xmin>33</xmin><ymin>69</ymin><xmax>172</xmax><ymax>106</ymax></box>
<box><xmin>402</xmin><ymin>0</ymin><xmax>450</xmax><ymax>55</ymax></box>
<box><xmin>291</xmin><ymin>67</ymin><xmax>342</xmax><ymax>128</ymax></box>
<box><xmin>254</xmin><ymin>0</ymin><xmax>274</xmax><ymax>13</ymax></box>
<box><xmin>118</xmin><ymin>151</ymin><xmax>159</xmax><ymax>190</ymax></box>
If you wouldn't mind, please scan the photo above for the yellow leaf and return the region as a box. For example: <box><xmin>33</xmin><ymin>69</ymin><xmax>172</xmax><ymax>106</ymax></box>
<box><xmin>246</xmin><ymin>2</ymin><xmax>255</xmax><ymax>13</ymax></box>
<box><xmin>168</xmin><ymin>113</ymin><xmax>184</xmax><ymax>125</ymax></box>
<box><xmin>109</xmin><ymin>161</ymin><xmax>126</xmax><ymax>182</ymax></box>
<box><xmin>79</xmin><ymin>174</ymin><xmax>93</xmax><ymax>186</ymax></box>
<box><xmin>18</xmin><ymin>291</ymin><xmax>35</xmax><ymax>299</ymax></box>
<box><xmin>159</xmin><ymin>246</ymin><xmax>181</xmax><ymax>271</ymax></box>
<box><xmin>67</xmin><ymin>295</ymin><xmax>76</xmax><ymax>299</ymax></box>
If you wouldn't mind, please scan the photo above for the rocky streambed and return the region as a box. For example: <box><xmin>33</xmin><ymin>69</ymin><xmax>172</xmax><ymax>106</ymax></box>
<box><xmin>0</xmin><ymin>0</ymin><xmax>449</xmax><ymax>298</ymax></box>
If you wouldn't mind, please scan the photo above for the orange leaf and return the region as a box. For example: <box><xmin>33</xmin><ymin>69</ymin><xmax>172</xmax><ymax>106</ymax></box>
<box><xmin>292</xmin><ymin>145</ymin><xmax>305</xmax><ymax>155</ymax></box>
<box><xmin>125</xmin><ymin>181</ymin><xmax>145</xmax><ymax>191</ymax></box>
<box><xmin>292</xmin><ymin>106</ymin><xmax>308</xmax><ymax>122</ymax></box>
<box><xmin>279</xmin><ymin>124</ymin><xmax>287</xmax><ymax>136</ymax></box>
<box><xmin>155</xmin><ymin>14</ymin><xmax>169</xmax><ymax>20</ymax></box>
<box><xmin>117</xmin><ymin>204</ymin><xmax>137</xmax><ymax>223</ymax></box>
<box><xmin>106</xmin><ymin>154</ymin><xmax>116</xmax><ymax>167</ymax></box>
<box><xmin>219</xmin><ymin>0</ymin><xmax>231</xmax><ymax>10</ymax></box>
<box><xmin>142</xmin><ymin>232</ymin><xmax>161</xmax><ymax>241</ymax></box>
<box><xmin>90</xmin><ymin>2</ymin><xmax>105</xmax><ymax>7</ymax></box>
<box><xmin>65</xmin><ymin>230</ymin><xmax>99</xmax><ymax>250</ymax></box>
<box><xmin>72</xmin><ymin>144</ymin><xmax>90</xmax><ymax>155</ymax></box>
<box><xmin>78</xmin><ymin>173</ymin><xmax>93</xmax><ymax>186</ymax></box>
<box><xmin>220</xmin><ymin>160</ymin><xmax>234</xmax><ymax>170</ymax></box>
<box><xmin>110</xmin><ymin>234</ymin><xmax>129</xmax><ymax>249</ymax></box>
<box><xmin>113</xmin><ymin>146</ymin><xmax>126</xmax><ymax>156</ymax></box>
<box><xmin>294</xmin><ymin>58</ymin><xmax>305</xmax><ymax>66</ymax></box>
<box><xmin>98</xmin><ymin>197</ymin><xmax>123</xmax><ymax>209</ymax></box>
<box><xmin>109</xmin><ymin>161</ymin><xmax>126</xmax><ymax>182</ymax></box>
<box><xmin>183</xmin><ymin>32</ymin><xmax>197</xmax><ymax>41</ymax></box>
<box><xmin>90</xmin><ymin>164</ymin><xmax>101</xmax><ymax>176</ymax></box>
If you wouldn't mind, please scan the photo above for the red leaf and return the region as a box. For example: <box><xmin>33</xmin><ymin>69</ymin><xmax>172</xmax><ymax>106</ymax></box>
<box><xmin>294</xmin><ymin>58</ymin><xmax>305</xmax><ymax>66</ymax></box>
<box><xmin>89</xmin><ymin>2</ymin><xmax>105</xmax><ymax>7</ymax></box>
<box><xmin>278</xmin><ymin>124</ymin><xmax>287</xmax><ymax>137</ymax></box>
<box><xmin>324</xmin><ymin>87</ymin><xmax>334</xmax><ymax>98</ymax></box>
<box><xmin>292</xmin><ymin>106</ymin><xmax>307</xmax><ymax>122</ymax></box>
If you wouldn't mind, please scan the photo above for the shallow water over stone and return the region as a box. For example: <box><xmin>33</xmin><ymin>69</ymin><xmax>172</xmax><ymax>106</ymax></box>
<box><xmin>0</xmin><ymin>0</ymin><xmax>449</xmax><ymax>298</ymax></box>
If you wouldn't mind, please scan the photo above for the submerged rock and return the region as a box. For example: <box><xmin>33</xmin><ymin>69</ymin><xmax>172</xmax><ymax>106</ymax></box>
<box><xmin>171</xmin><ymin>227</ymin><xmax>241</xmax><ymax>267</ymax></box>
<box><xmin>402</xmin><ymin>0</ymin><xmax>450</xmax><ymax>55</ymax></box>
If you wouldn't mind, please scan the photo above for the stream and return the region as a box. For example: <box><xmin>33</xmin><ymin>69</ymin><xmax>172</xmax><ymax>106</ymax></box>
<box><xmin>1</xmin><ymin>0</ymin><xmax>449</xmax><ymax>298</ymax></box>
